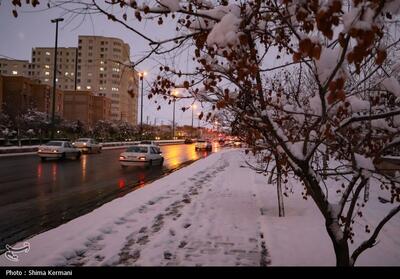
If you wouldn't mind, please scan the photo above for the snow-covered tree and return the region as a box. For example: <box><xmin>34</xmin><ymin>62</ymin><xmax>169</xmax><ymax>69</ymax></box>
<box><xmin>12</xmin><ymin>0</ymin><xmax>400</xmax><ymax>266</ymax></box>
<box><xmin>20</xmin><ymin>109</ymin><xmax>51</xmax><ymax>140</ymax></box>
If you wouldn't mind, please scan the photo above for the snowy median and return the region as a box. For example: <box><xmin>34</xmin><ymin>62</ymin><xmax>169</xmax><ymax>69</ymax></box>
<box><xmin>1</xmin><ymin>149</ymin><xmax>399</xmax><ymax>266</ymax></box>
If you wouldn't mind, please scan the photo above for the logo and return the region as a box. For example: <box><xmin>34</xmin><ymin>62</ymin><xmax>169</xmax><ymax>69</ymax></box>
<box><xmin>4</xmin><ymin>242</ymin><xmax>30</xmax><ymax>262</ymax></box>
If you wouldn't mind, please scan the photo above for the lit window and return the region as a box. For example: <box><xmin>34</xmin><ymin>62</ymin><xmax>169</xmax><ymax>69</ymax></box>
<box><xmin>46</xmin><ymin>52</ymin><xmax>51</xmax><ymax>56</ymax></box>
<box><xmin>77</xmin><ymin>86</ymin><xmax>81</xmax><ymax>90</ymax></box>
<box><xmin>12</xmin><ymin>71</ymin><xmax>18</xmax><ymax>75</ymax></box>
<box><xmin>45</xmin><ymin>65</ymin><xmax>50</xmax><ymax>69</ymax></box>
<box><xmin>44</xmin><ymin>79</ymin><xmax>49</xmax><ymax>82</ymax></box>
<box><xmin>86</xmin><ymin>86</ymin><xmax>91</xmax><ymax>90</ymax></box>
<box><xmin>45</xmin><ymin>71</ymin><xmax>50</xmax><ymax>76</ymax></box>
<box><xmin>65</xmin><ymin>72</ymin><xmax>69</xmax><ymax>76</ymax></box>
<box><xmin>99</xmin><ymin>67</ymin><xmax>104</xmax><ymax>71</ymax></box>
<box><xmin>100</xmin><ymin>61</ymin><xmax>104</xmax><ymax>65</ymax></box>
<box><xmin>112</xmin><ymin>87</ymin><xmax>119</xmax><ymax>91</ymax></box>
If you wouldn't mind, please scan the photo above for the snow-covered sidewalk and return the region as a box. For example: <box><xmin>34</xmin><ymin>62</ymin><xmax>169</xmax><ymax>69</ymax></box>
<box><xmin>1</xmin><ymin>149</ymin><xmax>399</xmax><ymax>266</ymax></box>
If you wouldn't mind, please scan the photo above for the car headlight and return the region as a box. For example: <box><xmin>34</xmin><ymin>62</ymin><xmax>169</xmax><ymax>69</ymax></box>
<box><xmin>138</xmin><ymin>156</ymin><xmax>146</xmax><ymax>161</ymax></box>
<box><xmin>53</xmin><ymin>149</ymin><xmax>58</xmax><ymax>153</ymax></box>
<box><xmin>119</xmin><ymin>156</ymin><xmax>126</xmax><ymax>160</ymax></box>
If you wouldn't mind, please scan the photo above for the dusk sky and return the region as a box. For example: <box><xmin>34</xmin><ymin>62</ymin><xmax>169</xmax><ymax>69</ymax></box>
<box><xmin>0</xmin><ymin>1</ymin><xmax>206</xmax><ymax>127</ymax></box>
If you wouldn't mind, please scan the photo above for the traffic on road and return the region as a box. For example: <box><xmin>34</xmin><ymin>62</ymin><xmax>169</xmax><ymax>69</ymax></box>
<box><xmin>0</xmin><ymin>142</ymin><xmax>221</xmax><ymax>252</ymax></box>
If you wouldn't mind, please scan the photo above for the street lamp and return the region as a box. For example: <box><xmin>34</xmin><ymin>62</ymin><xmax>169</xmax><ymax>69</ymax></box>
<box><xmin>138</xmin><ymin>71</ymin><xmax>147</xmax><ymax>139</ymax></box>
<box><xmin>50</xmin><ymin>17</ymin><xmax>64</xmax><ymax>140</ymax></box>
<box><xmin>172</xmin><ymin>90</ymin><xmax>179</xmax><ymax>139</ymax></box>
<box><xmin>191</xmin><ymin>104</ymin><xmax>197</xmax><ymax>138</ymax></box>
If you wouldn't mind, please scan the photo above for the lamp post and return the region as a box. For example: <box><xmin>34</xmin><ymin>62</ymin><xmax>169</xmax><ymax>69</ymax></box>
<box><xmin>50</xmin><ymin>17</ymin><xmax>64</xmax><ymax>140</ymax></box>
<box><xmin>172</xmin><ymin>90</ymin><xmax>178</xmax><ymax>139</ymax></box>
<box><xmin>191</xmin><ymin>104</ymin><xmax>196</xmax><ymax>138</ymax></box>
<box><xmin>138</xmin><ymin>71</ymin><xmax>147</xmax><ymax>139</ymax></box>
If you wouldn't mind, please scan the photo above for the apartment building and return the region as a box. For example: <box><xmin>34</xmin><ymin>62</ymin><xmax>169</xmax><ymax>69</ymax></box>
<box><xmin>31</xmin><ymin>82</ymin><xmax>63</xmax><ymax>116</ymax></box>
<box><xmin>93</xmin><ymin>95</ymin><xmax>112</xmax><ymax>123</ymax></box>
<box><xmin>0</xmin><ymin>58</ymin><xmax>31</xmax><ymax>78</ymax></box>
<box><xmin>31</xmin><ymin>47</ymin><xmax>77</xmax><ymax>91</ymax></box>
<box><xmin>0</xmin><ymin>75</ymin><xmax>63</xmax><ymax>119</ymax></box>
<box><xmin>63</xmin><ymin>90</ymin><xmax>95</xmax><ymax>127</ymax></box>
<box><xmin>76</xmin><ymin>35</ymin><xmax>138</xmax><ymax>125</ymax></box>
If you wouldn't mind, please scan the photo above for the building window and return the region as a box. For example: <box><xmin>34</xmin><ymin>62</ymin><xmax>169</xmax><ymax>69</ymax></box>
<box><xmin>46</xmin><ymin>51</ymin><xmax>51</xmax><ymax>56</ymax></box>
<box><xmin>77</xmin><ymin>85</ymin><xmax>81</xmax><ymax>90</ymax></box>
<box><xmin>12</xmin><ymin>70</ymin><xmax>18</xmax><ymax>75</ymax></box>
<box><xmin>86</xmin><ymin>86</ymin><xmax>91</xmax><ymax>90</ymax></box>
<box><xmin>45</xmin><ymin>65</ymin><xmax>50</xmax><ymax>69</ymax></box>
<box><xmin>45</xmin><ymin>71</ymin><xmax>50</xmax><ymax>76</ymax></box>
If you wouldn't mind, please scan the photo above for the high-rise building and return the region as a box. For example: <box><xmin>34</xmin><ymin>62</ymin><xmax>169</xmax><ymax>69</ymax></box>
<box><xmin>77</xmin><ymin>35</ymin><xmax>138</xmax><ymax>125</ymax></box>
<box><xmin>0</xmin><ymin>58</ymin><xmax>31</xmax><ymax>78</ymax></box>
<box><xmin>31</xmin><ymin>47</ymin><xmax>78</xmax><ymax>91</ymax></box>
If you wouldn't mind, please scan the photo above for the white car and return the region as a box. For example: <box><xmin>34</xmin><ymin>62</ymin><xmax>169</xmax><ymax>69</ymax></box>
<box><xmin>38</xmin><ymin>141</ymin><xmax>81</xmax><ymax>161</ymax></box>
<box><xmin>139</xmin><ymin>140</ymin><xmax>159</xmax><ymax>146</ymax></box>
<box><xmin>119</xmin><ymin>144</ymin><xmax>164</xmax><ymax>167</ymax></box>
<box><xmin>72</xmin><ymin>138</ymin><xmax>102</xmax><ymax>153</ymax></box>
<box><xmin>195</xmin><ymin>140</ymin><xmax>212</xmax><ymax>151</ymax></box>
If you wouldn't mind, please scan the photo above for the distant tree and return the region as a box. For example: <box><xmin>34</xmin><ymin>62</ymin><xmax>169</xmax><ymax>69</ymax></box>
<box><xmin>21</xmin><ymin>109</ymin><xmax>51</xmax><ymax>141</ymax></box>
<box><xmin>62</xmin><ymin>119</ymin><xmax>86</xmax><ymax>139</ymax></box>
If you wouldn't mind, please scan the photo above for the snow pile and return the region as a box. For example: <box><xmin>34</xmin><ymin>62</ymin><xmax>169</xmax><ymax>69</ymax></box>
<box><xmin>315</xmin><ymin>47</ymin><xmax>343</xmax><ymax>84</ymax></box>
<box><xmin>347</xmin><ymin>96</ymin><xmax>370</xmax><ymax>113</ymax></box>
<box><xmin>354</xmin><ymin>153</ymin><xmax>375</xmax><ymax>171</ymax></box>
<box><xmin>206</xmin><ymin>13</ymin><xmax>242</xmax><ymax>47</ymax></box>
<box><xmin>382</xmin><ymin>76</ymin><xmax>400</xmax><ymax>98</ymax></box>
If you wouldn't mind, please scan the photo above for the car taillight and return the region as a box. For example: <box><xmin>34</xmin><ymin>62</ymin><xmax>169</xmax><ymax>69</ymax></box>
<box><xmin>138</xmin><ymin>156</ymin><xmax>146</xmax><ymax>161</ymax></box>
<box><xmin>119</xmin><ymin>156</ymin><xmax>126</xmax><ymax>160</ymax></box>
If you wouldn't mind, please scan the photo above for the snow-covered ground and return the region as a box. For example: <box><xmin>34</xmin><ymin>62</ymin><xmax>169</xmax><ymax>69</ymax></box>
<box><xmin>1</xmin><ymin>149</ymin><xmax>399</xmax><ymax>266</ymax></box>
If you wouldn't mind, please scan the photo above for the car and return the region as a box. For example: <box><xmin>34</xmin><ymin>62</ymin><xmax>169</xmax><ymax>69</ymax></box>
<box><xmin>195</xmin><ymin>140</ymin><xmax>212</xmax><ymax>151</ymax></box>
<box><xmin>139</xmin><ymin>140</ymin><xmax>159</xmax><ymax>146</ymax></box>
<box><xmin>72</xmin><ymin>138</ymin><xmax>102</xmax><ymax>153</ymax></box>
<box><xmin>184</xmin><ymin>138</ymin><xmax>193</xmax><ymax>144</ymax></box>
<box><xmin>38</xmin><ymin>141</ymin><xmax>81</xmax><ymax>161</ymax></box>
<box><xmin>119</xmin><ymin>144</ymin><xmax>164</xmax><ymax>167</ymax></box>
<box><xmin>233</xmin><ymin>140</ymin><xmax>244</xmax><ymax>148</ymax></box>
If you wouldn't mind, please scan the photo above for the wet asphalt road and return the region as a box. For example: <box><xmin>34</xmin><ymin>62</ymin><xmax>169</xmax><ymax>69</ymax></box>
<box><xmin>0</xmin><ymin>143</ymin><xmax>219</xmax><ymax>252</ymax></box>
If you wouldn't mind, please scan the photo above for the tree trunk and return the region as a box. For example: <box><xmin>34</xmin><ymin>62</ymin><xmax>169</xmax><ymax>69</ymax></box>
<box><xmin>326</xmin><ymin>221</ymin><xmax>351</xmax><ymax>266</ymax></box>
<box><xmin>276</xmin><ymin>164</ymin><xmax>285</xmax><ymax>217</ymax></box>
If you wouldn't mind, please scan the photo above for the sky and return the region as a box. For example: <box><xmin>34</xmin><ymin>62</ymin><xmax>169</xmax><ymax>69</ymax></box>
<box><xmin>0</xmin><ymin>1</ymin><xmax>206</xmax><ymax>127</ymax></box>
